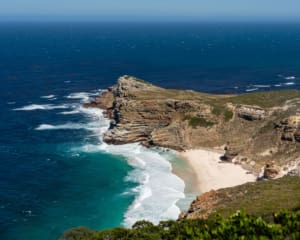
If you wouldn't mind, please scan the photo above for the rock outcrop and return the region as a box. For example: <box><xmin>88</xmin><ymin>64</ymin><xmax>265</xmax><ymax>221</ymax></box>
<box><xmin>92</xmin><ymin>76</ymin><xmax>225</xmax><ymax>150</ymax></box>
<box><xmin>263</xmin><ymin>162</ymin><xmax>282</xmax><ymax>179</ymax></box>
<box><xmin>236</xmin><ymin>105</ymin><xmax>266</xmax><ymax>121</ymax></box>
<box><xmin>222</xmin><ymin>144</ymin><xmax>239</xmax><ymax>161</ymax></box>
<box><xmin>277</xmin><ymin>116</ymin><xmax>300</xmax><ymax>142</ymax></box>
<box><xmin>179</xmin><ymin>190</ymin><xmax>220</xmax><ymax>219</ymax></box>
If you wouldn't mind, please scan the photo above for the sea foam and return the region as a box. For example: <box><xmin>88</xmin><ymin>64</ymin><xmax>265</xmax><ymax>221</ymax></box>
<box><xmin>41</xmin><ymin>95</ymin><xmax>56</xmax><ymax>99</ymax></box>
<box><xmin>58</xmin><ymin>110</ymin><xmax>81</xmax><ymax>115</ymax></box>
<box><xmin>65</xmin><ymin>91</ymin><xmax>101</xmax><ymax>102</ymax></box>
<box><xmin>252</xmin><ymin>85</ymin><xmax>271</xmax><ymax>88</ymax></box>
<box><xmin>284</xmin><ymin>82</ymin><xmax>295</xmax><ymax>86</ymax></box>
<box><xmin>245</xmin><ymin>88</ymin><xmax>258</xmax><ymax>92</ymax></box>
<box><xmin>285</xmin><ymin>76</ymin><xmax>296</xmax><ymax>80</ymax></box>
<box><xmin>73</xmin><ymin>104</ymin><xmax>186</xmax><ymax>226</ymax></box>
<box><xmin>34</xmin><ymin>90</ymin><xmax>186</xmax><ymax>226</ymax></box>
<box><xmin>13</xmin><ymin>104</ymin><xmax>69</xmax><ymax>111</ymax></box>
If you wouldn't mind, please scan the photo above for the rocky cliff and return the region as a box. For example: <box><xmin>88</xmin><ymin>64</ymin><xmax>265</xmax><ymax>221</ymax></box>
<box><xmin>85</xmin><ymin>75</ymin><xmax>300</xmax><ymax>176</ymax></box>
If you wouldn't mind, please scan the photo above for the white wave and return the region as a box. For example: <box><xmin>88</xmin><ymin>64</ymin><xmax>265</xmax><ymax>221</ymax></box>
<box><xmin>58</xmin><ymin>110</ymin><xmax>80</xmax><ymax>115</ymax></box>
<box><xmin>35</xmin><ymin>121</ymin><xmax>100</xmax><ymax>131</ymax></box>
<box><xmin>72</xmin><ymin>107</ymin><xmax>185</xmax><ymax>226</ymax></box>
<box><xmin>65</xmin><ymin>91</ymin><xmax>101</xmax><ymax>102</ymax></box>
<box><xmin>274</xmin><ymin>82</ymin><xmax>296</xmax><ymax>87</ymax></box>
<box><xmin>13</xmin><ymin>104</ymin><xmax>69</xmax><ymax>111</ymax></box>
<box><xmin>284</xmin><ymin>82</ymin><xmax>295</xmax><ymax>86</ymax></box>
<box><xmin>121</xmin><ymin>146</ymin><xmax>185</xmax><ymax>227</ymax></box>
<box><xmin>252</xmin><ymin>85</ymin><xmax>271</xmax><ymax>88</ymax></box>
<box><xmin>285</xmin><ymin>76</ymin><xmax>296</xmax><ymax>80</ymax></box>
<box><xmin>33</xmin><ymin>90</ymin><xmax>186</xmax><ymax>226</ymax></box>
<box><xmin>41</xmin><ymin>95</ymin><xmax>56</xmax><ymax>99</ymax></box>
<box><xmin>64</xmin><ymin>80</ymin><xmax>71</xmax><ymax>83</ymax></box>
<box><xmin>35</xmin><ymin>124</ymin><xmax>57</xmax><ymax>130</ymax></box>
<box><xmin>35</xmin><ymin>107</ymin><xmax>106</xmax><ymax>132</ymax></box>
<box><xmin>246</xmin><ymin>88</ymin><xmax>258</xmax><ymax>92</ymax></box>
<box><xmin>278</xmin><ymin>74</ymin><xmax>296</xmax><ymax>80</ymax></box>
<box><xmin>81</xmin><ymin>142</ymin><xmax>185</xmax><ymax>226</ymax></box>
<box><xmin>7</xmin><ymin>102</ymin><xmax>16</xmax><ymax>105</ymax></box>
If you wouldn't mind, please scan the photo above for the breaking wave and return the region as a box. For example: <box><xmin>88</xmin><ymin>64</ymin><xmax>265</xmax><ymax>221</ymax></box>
<box><xmin>252</xmin><ymin>84</ymin><xmax>271</xmax><ymax>88</ymax></box>
<box><xmin>81</xmin><ymin>142</ymin><xmax>185</xmax><ymax>227</ymax></box>
<box><xmin>65</xmin><ymin>91</ymin><xmax>102</xmax><ymax>102</ymax></box>
<box><xmin>41</xmin><ymin>95</ymin><xmax>56</xmax><ymax>99</ymax></box>
<box><xmin>33</xmin><ymin>90</ymin><xmax>186</xmax><ymax>227</ymax></box>
<box><xmin>13</xmin><ymin>104</ymin><xmax>69</xmax><ymax>111</ymax></box>
<box><xmin>69</xmin><ymin>103</ymin><xmax>185</xmax><ymax>227</ymax></box>
<box><xmin>245</xmin><ymin>88</ymin><xmax>258</xmax><ymax>92</ymax></box>
<box><xmin>58</xmin><ymin>110</ymin><xmax>81</xmax><ymax>115</ymax></box>
<box><xmin>284</xmin><ymin>82</ymin><xmax>295</xmax><ymax>86</ymax></box>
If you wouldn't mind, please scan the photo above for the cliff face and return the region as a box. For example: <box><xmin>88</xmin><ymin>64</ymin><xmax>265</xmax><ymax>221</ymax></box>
<box><xmin>85</xmin><ymin>75</ymin><xmax>300</xmax><ymax>173</ymax></box>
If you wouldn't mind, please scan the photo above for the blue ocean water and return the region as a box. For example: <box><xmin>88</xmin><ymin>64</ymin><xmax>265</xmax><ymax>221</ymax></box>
<box><xmin>1</xmin><ymin>22</ymin><xmax>300</xmax><ymax>239</ymax></box>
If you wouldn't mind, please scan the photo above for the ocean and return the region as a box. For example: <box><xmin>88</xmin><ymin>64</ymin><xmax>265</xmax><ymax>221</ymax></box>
<box><xmin>1</xmin><ymin>22</ymin><xmax>300</xmax><ymax>239</ymax></box>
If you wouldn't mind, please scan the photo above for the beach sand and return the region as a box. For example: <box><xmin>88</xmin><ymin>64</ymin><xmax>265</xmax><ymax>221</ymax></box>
<box><xmin>178</xmin><ymin>149</ymin><xmax>256</xmax><ymax>194</ymax></box>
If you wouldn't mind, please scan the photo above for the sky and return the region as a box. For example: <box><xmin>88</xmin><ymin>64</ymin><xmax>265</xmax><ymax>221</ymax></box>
<box><xmin>1</xmin><ymin>0</ymin><xmax>300</xmax><ymax>22</ymax></box>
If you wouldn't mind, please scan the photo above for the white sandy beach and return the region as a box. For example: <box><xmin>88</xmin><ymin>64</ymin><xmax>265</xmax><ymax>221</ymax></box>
<box><xmin>179</xmin><ymin>149</ymin><xmax>256</xmax><ymax>194</ymax></box>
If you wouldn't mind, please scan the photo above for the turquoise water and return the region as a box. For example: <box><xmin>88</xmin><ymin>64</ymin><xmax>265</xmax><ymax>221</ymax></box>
<box><xmin>1</xmin><ymin>22</ymin><xmax>300</xmax><ymax>239</ymax></box>
<box><xmin>2</xmin><ymin>97</ymin><xmax>185</xmax><ymax>240</ymax></box>
<box><xmin>11</xmin><ymin>152</ymin><xmax>135</xmax><ymax>239</ymax></box>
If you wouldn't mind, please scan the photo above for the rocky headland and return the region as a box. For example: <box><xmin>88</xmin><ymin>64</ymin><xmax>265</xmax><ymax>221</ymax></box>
<box><xmin>85</xmin><ymin>75</ymin><xmax>300</xmax><ymax>179</ymax></box>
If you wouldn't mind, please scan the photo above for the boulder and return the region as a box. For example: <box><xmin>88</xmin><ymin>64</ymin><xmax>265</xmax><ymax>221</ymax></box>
<box><xmin>237</xmin><ymin>105</ymin><xmax>266</xmax><ymax>121</ymax></box>
<box><xmin>263</xmin><ymin>162</ymin><xmax>281</xmax><ymax>179</ymax></box>
<box><xmin>222</xmin><ymin>145</ymin><xmax>239</xmax><ymax>161</ymax></box>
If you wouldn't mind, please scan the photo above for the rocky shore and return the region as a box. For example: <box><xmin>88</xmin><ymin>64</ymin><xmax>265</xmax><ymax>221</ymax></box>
<box><xmin>85</xmin><ymin>75</ymin><xmax>300</xmax><ymax>179</ymax></box>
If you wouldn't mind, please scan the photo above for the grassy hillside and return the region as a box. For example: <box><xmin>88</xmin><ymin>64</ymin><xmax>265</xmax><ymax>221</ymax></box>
<box><xmin>182</xmin><ymin>177</ymin><xmax>300</xmax><ymax>221</ymax></box>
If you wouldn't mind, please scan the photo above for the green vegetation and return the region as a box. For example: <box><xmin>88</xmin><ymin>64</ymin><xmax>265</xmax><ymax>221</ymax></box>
<box><xmin>209</xmin><ymin>177</ymin><xmax>300</xmax><ymax>219</ymax></box>
<box><xmin>228</xmin><ymin>90</ymin><xmax>300</xmax><ymax>108</ymax></box>
<box><xmin>224</xmin><ymin>109</ymin><xmax>233</xmax><ymax>122</ymax></box>
<box><xmin>61</xmin><ymin>178</ymin><xmax>300</xmax><ymax>240</ymax></box>
<box><xmin>211</xmin><ymin>105</ymin><xmax>233</xmax><ymax>122</ymax></box>
<box><xmin>211</xmin><ymin>105</ymin><xmax>223</xmax><ymax>116</ymax></box>
<box><xmin>188</xmin><ymin>117</ymin><xmax>215</xmax><ymax>128</ymax></box>
<box><xmin>61</xmin><ymin>209</ymin><xmax>300</xmax><ymax>240</ymax></box>
<box><xmin>124</xmin><ymin>75</ymin><xmax>152</xmax><ymax>85</ymax></box>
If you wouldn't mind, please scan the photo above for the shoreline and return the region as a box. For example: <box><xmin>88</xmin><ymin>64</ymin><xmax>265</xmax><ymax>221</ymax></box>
<box><xmin>175</xmin><ymin>148</ymin><xmax>257</xmax><ymax>195</ymax></box>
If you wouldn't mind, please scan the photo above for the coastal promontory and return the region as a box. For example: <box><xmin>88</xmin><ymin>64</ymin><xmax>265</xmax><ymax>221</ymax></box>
<box><xmin>85</xmin><ymin>75</ymin><xmax>300</xmax><ymax>177</ymax></box>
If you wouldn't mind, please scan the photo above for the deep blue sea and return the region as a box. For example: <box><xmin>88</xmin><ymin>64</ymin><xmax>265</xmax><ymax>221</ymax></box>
<box><xmin>1</xmin><ymin>22</ymin><xmax>300</xmax><ymax>240</ymax></box>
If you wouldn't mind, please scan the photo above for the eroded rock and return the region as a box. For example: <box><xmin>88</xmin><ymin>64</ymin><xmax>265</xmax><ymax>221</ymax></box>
<box><xmin>263</xmin><ymin>162</ymin><xmax>281</xmax><ymax>179</ymax></box>
<box><xmin>222</xmin><ymin>145</ymin><xmax>239</xmax><ymax>161</ymax></box>
<box><xmin>278</xmin><ymin>115</ymin><xmax>300</xmax><ymax>142</ymax></box>
<box><xmin>237</xmin><ymin>105</ymin><xmax>266</xmax><ymax>121</ymax></box>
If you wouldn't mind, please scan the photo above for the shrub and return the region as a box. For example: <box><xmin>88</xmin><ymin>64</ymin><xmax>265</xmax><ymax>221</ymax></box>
<box><xmin>224</xmin><ymin>110</ymin><xmax>233</xmax><ymax>122</ymax></box>
<box><xmin>188</xmin><ymin>117</ymin><xmax>215</xmax><ymax>128</ymax></box>
<box><xmin>61</xmin><ymin>210</ymin><xmax>300</xmax><ymax>240</ymax></box>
